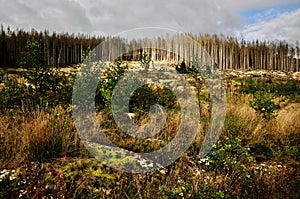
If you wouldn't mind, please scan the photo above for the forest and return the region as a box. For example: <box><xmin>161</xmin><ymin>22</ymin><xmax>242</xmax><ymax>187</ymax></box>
<box><xmin>0</xmin><ymin>25</ymin><xmax>299</xmax><ymax>71</ymax></box>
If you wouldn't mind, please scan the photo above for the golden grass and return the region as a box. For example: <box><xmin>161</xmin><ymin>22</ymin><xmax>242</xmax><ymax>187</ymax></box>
<box><xmin>0</xmin><ymin>106</ymin><xmax>83</xmax><ymax>168</ymax></box>
<box><xmin>225</xmin><ymin>91</ymin><xmax>300</xmax><ymax>144</ymax></box>
<box><xmin>0</xmin><ymin>78</ymin><xmax>299</xmax><ymax>198</ymax></box>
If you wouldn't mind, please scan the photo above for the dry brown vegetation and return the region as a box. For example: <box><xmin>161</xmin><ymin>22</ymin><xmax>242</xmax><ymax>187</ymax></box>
<box><xmin>0</xmin><ymin>72</ymin><xmax>299</xmax><ymax>198</ymax></box>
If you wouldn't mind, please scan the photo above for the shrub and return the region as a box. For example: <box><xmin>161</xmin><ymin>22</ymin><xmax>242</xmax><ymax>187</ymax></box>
<box><xmin>240</xmin><ymin>76</ymin><xmax>257</xmax><ymax>94</ymax></box>
<box><xmin>136</xmin><ymin>52</ymin><xmax>152</xmax><ymax>70</ymax></box>
<box><xmin>0</xmin><ymin>38</ymin><xmax>74</xmax><ymax>111</ymax></box>
<box><xmin>0</xmin><ymin>77</ymin><xmax>29</xmax><ymax>111</ymax></box>
<box><xmin>95</xmin><ymin>59</ymin><xmax>128</xmax><ymax>111</ymax></box>
<box><xmin>240</xmin><ymin>76</ymin><xmax>300</xmax><ymax>101</ymax></box>
<box><xmin>199</xmin><ymin>137</ymin><xmax>252</xmax><ymax>172</ymax></box>
<box><xmin>21</xmin><ymin>39</ymin><xmax>74</xmax><ymax>106</ymax></box>
<box><xmin>250</xmin><ymin>91</ymin><xmax>280</xmax><ymax>120</ymax></box>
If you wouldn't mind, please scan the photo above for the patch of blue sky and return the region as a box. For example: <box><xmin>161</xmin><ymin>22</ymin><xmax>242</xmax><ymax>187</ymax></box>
<box><xmin>240</xmin><ymin>3</ymin><xmax>300</xmax><ymax>25</ymax></box>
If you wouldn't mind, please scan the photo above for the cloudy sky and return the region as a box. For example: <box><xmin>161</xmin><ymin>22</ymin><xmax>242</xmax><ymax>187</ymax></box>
<box><xmin>0</xmin><ymin>0</ymin><xmax>299</xmax><ymax>43</ymax></box>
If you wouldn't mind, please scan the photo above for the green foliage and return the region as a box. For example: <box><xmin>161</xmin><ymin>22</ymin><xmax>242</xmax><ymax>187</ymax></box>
<box><xmin>18</xmin><ymin>38</ymin><xmax>46</xmax><ymax>70</ymax></box>
<box><xmin>0</xmin><ymin>160</ymin><xmax>120</xmax><ymax>199</ymax></box>
<box><xmin>96</xmin><ymin>59</ymin><xmax>128</xmax><ymax>111</ymax></box>
<box><xmin>0</xmin><ymin>39</ymin><xmax>74</xmax><ymax>112</ymax></box>
<box><xmin>129</xmin><ymin>84</ymin><xmax>178</xmax><ymax>116</ymax></box>
<box><xmin>82</xmin><ymin>46</ymin><xmax>93</xmax><ymax>62</ymax></box>
<box><xmin>240</xmin><ymin>76</ymin><xmax>257</xmax><ymax>94</ymax></box>
<box><xmin>197</xmin><ymin>186</ymin><xmax>234</xmax><ymax>199</ymax></box>
<box><xmin>20</xmin><ymin>39</ymin><xmax>74</xmax><ymax>106</ymax></box>
<box><xmin>198</xmin><ymin>137</ymin><xmax>254</xmax><ymax>198</ymax></box>
<box><xmin>136</xmin><ymin>52</ymin><xmax>152</xmax><ymax>69</ymax></box>
<box><xmin>240</xmin><ymin>76</ymin><xmax>300</xmax><ymax>100</ymax></box>
<box><xmin>239</xmin><ymin>76</ymin><xmax>283</xmax><ymax>120</ymax></box>
<box><xmin>199</xmin><ymin>137</ymin><xmax>252</xmax><ymax>173</ymax></box>
<box><xmin>176</xmin><ymin>60</ymin><xmax>188</xmax><ymax>74</ymax></box>
<box><xmin>250</xmin><ymin>91</ymin><xmax>280</xmax><ymax>120</ymax></box>
<box><xmin>0</xmin><ymin>77</ymin><xmax>29</xmax><ymax>111</ymax></box>
<box><xmin>159</xmin><ymin>180</ymin><xmax>192</xmax><ymax>198</ymax></box>
<box><xmin>60</xmin><ymin>160</ymin><xmax>119</xmax><ymax>198</ymax></box>
<box><xmin>269</xmin><ymin>80</ymin><xmax>300</xmax><ymax>101</ymax></box>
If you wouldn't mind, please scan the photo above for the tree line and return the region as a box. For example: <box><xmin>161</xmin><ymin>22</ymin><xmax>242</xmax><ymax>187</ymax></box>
<box><xmin>0</xmin><ymin>25</ymin><xmax>299</xmax><ymax>72</ymax></box>
<box><xmin>0</xmin><ymin>25</ymin><xmax>104</xmax><ymax>68</ymax></box>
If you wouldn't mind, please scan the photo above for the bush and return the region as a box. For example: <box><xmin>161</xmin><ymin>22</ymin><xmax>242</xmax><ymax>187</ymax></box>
<box><xmin>0</xmin><ymin>39</ymin><xmax>74</xmax><ymax>112</ymax></box>
<box><xmin>240</xmin><ymin>76</ymin><xmax>300</xmax><ymax>100</ymax></box>
<box><xmin>95</xmin><ymin>59</ymin><xmax>128</xmax><ymax>111</ymax></box>
<box><xmin>240</xmin><ymin>76</ymin><xmax>257</xmax><ymax>94</ymax></box>
<box><xmin>249</xmin><ymin>142</ymin><xmax>273</xmax><ymax>162</ymax></box>
<box><xmin>20</xmin><ymin>39</ymin><xmax>74</xmax><ymax>106</ymax></box>
<box><xmin>199</xmin><ymin>137</ymin><xmax>252</xmax><ymax>173</ymax></box>
<box><xmin>136</xmin><ymin>52</ymin><xmax>152</xmax><ymax>70</ymax></box>
<box><xmin>0</xmin><ymin>77</ymin><xmax>29</xmax><ymax>111</ymax></box>
<box><xmin>250</xmin><ymin>91</ymin><xmax>280</xmax><ymax>120</ymax></box>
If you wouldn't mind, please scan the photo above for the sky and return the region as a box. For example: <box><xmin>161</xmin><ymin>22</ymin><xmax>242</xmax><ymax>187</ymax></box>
<box><xmin>0</xmin><ymin>0</ymin><xmax>299</xmax><ymax>44</ymax></box>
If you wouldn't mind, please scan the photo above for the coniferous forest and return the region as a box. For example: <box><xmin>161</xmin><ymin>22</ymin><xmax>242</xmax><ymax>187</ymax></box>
<box><xmin>1</xmin><ymin>25</ymin><xmax>299</xmax><ymax>71</ymax></box>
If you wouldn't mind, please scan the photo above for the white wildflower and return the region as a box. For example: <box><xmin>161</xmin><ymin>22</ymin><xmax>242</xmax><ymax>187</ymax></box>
<box><xmin>9</xmin><ymin>176</ymin><xmax>17</xmax><ymax>181</ymax></box>
<box><xmin>0</xmin><ymin>169</ymin><xmax>8</xmax><ymax>174</ymax></box>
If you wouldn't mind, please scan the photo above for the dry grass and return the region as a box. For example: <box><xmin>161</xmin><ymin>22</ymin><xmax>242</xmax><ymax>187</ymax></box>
<box><xmin>275</xmin><ymin>103</ymin><xmax>300</xmax><ymax>135</ymax></box>
<box><xmin>0</xmin><ymin>106</ymin><xmax>85</xmax><ymax>168</ymax></box>
<box><xmin>0</xmin><ymin>77</ymin><xmax>299</xmax><ymax>198</ymax></box>
<box><xmin>226</xmin><ymin>91</ymin><xmax>300</xmax><ymax>142</ymax></box>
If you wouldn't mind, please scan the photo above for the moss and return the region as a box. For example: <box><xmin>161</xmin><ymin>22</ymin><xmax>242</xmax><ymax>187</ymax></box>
<box><xmin>87</xmin><ymin>145</ymin><xmax>137</xmax><ymax>170</ymax></box>
<box><xmin>60</xmin><ymin>159</ymin><xmax>118</xmax><ymax>181</ymax></box>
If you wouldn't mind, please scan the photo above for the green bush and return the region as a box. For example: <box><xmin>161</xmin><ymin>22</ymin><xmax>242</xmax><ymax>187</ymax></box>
<box><xmin>240</xmin><ymin>76</ymin><xmax>257</xmax><ymax>94</ymax></box>
<box><xmin>20</xmin><ymin>39</ymin><xmax>74</xmax><ymax>107</ymax></box>
<box><xmin>129</xmin><ymin>84</ymin><xmax>178</xmax><ymax>116</ymax></box>
<box><xmin>0</xmin><ymin>39</ymin><xmax>74</xmax><ymax>112</ymax></box>
<box><xmin>0</xmin><ymin>77</ymin><xmax>29</xmax><ymax>111</ymax></box>
<box><xmin>240</xmin><ymin>76</ymin><xmax>300</xmax><ymax>100</ymax></box>
<box><xmin>136</xmin><ymin>52</ymin><xmax>152</xmax><ymax>70</ymax></box>
<box><xmin>199</xmin><ymin>137</ymin><xmax>251</xmax><ymax>172</ymax></box>
<box><xmin>250</xmin><ymin>91</ymin><xmax>280</xmax><ymax>120</ymax></box>
<box><xmin>95</xmin><ymin>59</ymin><xmax>128</xmax><ymax>111</ymax></box>
<box><xmin>159</xmin><ymin>180</ymin><xmax>192</xmax><ymax>198</ymax></box>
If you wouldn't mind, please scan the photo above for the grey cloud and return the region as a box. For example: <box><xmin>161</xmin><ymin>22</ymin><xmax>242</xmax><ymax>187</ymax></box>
<box><xmin>0</xmin><ymin>0</ymin><xmax>241</xmax><ymax>35</ymax></box>
<box><xmin>0</xmin><ymin>0</ymin><xmax>92</xmax><ymax>33</ymax></box>
<box><xmin>0</xmin><ymin>0</ymin><xmax>38</xmax><ymax>27</ymax></box>
<box><xmin>0</xmin><ymin>0</ymin><xmax>299</xmax><ymax>43</ymax></box>
<box><xmin>79</xmin><ymin>0</ymin><xmax>241</xmax><ymax>35</ymax></box>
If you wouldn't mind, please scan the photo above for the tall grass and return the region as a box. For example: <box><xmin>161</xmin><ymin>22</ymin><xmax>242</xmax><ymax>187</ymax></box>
<box><xmin>0</xmin><ymin>105</ymin><xmax>88</xmax><ymax>168</ymax></box>
<box><xmin>0</xmin><ymin>73</ymin><xmax>299</xmax><ymax>198</ymax></box>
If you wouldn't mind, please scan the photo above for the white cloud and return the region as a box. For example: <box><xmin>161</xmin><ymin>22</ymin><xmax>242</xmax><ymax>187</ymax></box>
<box><xmin>243</xmin><ymin>9</ymin><xmax>300</xmax><ymax>44</ymax></box>
<box><xmin>0</xmin><ymin>0</ymin><xmax>299</xmax><ymax>43</ymax></box>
